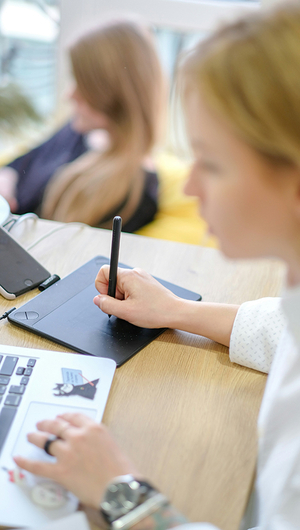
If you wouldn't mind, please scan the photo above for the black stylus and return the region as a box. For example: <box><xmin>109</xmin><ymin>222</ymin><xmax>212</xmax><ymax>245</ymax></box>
<box><xmin>107</xmin><ymin>216</ymin><xmax>122</xmax><ymax>318</ymax></box>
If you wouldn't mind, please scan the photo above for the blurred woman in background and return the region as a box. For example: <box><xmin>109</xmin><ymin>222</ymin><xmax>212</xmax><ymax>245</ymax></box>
<box><xmin>0</xmin><ymin>19</ymin><xmax>165</xmax><ymax>231</ymax></box>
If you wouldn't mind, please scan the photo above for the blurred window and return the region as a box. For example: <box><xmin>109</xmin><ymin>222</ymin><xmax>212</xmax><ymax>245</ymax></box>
<box><xmin>0</xmin><ymin>0</ymin><xmax>59</xmax><ymax>117</ymax></box>
<box><xmin>0</xmin><ymin>0</ymin><xmax>261</xmax><ymax>155</ymax></box>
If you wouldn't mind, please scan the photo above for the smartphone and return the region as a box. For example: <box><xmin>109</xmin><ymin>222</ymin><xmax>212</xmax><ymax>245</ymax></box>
<box><xmin>0</xmin><ymin>226</ymin><xmax>51</xmax><ymax>299</ymax></box>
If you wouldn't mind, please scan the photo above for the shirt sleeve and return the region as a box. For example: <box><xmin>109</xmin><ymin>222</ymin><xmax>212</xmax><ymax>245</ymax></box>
<box><xmin>229</xmin><ymin>297</ymin><xmax>286</xmax><ymax>373</ymax></box>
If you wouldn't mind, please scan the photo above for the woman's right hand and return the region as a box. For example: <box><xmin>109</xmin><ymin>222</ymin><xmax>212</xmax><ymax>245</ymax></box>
<box><xmin>94</xmin><ymin>266</ymin><xmax>181</xmax><ymax>329</ymax></box>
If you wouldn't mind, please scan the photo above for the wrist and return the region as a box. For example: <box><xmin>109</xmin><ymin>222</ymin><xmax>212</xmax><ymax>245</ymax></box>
<box><xmin>120</xmin><ymin>503</ymin><xmax>188</xmax><ymax>530</ymax></box>
<box><xmin>99</xmin><ymin>475</ymin><xmax>169</xmax><ymax>530</ymax></box>
<box><xmin>167</xmin><ymin>297</ymin><xmax>195</xmax><ymax>330</ymax></box>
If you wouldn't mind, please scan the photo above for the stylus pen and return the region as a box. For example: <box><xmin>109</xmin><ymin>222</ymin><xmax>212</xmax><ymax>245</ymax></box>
<box><xmin>107</xmin><ymin>216</ymin><xmax>122</xmax><ymax>318</ymax></box>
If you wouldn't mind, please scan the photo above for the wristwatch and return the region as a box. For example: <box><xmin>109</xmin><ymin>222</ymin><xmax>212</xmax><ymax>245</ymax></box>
<box><xmin>100</xmin><ymin>475</ymin><xmax>169</xmax><ymax>530</ymax></box>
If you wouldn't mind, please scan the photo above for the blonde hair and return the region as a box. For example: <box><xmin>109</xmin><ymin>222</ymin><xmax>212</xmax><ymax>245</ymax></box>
<box><xmin>180</xmin><ymin>2</ymin><xmax>300</xmax><ymax>168</ymax></box>
<box><xmin>41</xmin><ymin>20</ymin><xmax>165</xmax><ymax>226</ymax></box>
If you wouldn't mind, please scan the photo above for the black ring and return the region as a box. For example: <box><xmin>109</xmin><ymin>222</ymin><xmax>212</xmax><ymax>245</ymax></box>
<box><xmin>44</xmin><ymin>435</ymin><xmax>59</xmax><ymax>456</ymax></box>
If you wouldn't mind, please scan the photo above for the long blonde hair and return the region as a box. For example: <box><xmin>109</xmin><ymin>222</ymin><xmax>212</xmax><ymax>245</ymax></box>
<box><xmin>41</xmin><ymin>20</ymin><xmax>165</xmax><ymax>226</ymax></box>
<box><xmin>180</xmin><ymin>2</ymin><xmax>300</xmax><ymax>168</ymax></box>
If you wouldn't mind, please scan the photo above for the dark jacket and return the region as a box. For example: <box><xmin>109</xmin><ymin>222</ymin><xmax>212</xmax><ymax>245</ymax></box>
<box><xmin>8</xmin><ymin>122</ymin><xmax>158</xmax><ymax>232</ymax></box>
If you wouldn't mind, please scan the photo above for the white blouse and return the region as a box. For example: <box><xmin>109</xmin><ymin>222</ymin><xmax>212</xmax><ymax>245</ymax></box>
<box><xmin>179</xmin><ymin>286</ymin><xmax>300</xmax><ymax>530</ymax></box>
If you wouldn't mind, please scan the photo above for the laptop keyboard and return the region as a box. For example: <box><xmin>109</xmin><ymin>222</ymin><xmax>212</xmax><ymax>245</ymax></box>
<box><xmin>0</xmin><ymin>354</ymin><xmax>36</xmax><ymax>455</ymax></box>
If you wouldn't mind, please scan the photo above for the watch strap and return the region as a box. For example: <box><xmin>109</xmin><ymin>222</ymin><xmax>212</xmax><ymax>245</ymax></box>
<box><xmin>112</xmin><ymin>492</ymin><xmax>169</xmax><ymax>530</ymax></box>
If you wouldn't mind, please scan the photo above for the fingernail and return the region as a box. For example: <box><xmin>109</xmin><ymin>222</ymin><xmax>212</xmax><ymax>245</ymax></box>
<box><xmin>93</xmin><ymin>296</ymin><xmax>100</xmax><ymax>307</ymax></box>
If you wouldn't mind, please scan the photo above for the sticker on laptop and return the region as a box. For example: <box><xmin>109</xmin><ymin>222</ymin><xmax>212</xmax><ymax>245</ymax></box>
<box><xmin>53</xmin><ymin>368</ymin><xmax>99</xmax><ymax>400</ymax></box>
<box><xmin>2</xmin><ymin>467</ymin><xmax>70</xmax><ymax>509</ymax></box>
<box><xmin>61</xmin><ymin>368</ymin><xmax>84</xmax><ymax>386</ymax></box>
<box><xmin>3</xmin><ymin>466</ymin><xmax>26</xmax><ymax>486</ymax></box>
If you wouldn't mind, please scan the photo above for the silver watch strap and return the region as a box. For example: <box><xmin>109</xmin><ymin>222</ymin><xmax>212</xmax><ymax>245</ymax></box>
<box><xmin>112</xmin><ymin>492</ymin><xmax>169</xmax><ymax>530</ymax></box>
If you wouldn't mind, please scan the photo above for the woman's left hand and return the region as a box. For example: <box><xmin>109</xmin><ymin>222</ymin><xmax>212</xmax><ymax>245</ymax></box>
<box><xmin>13</xmin><ymin>413</ymin><xmax>141</xmax><ymax>509</ymax></box>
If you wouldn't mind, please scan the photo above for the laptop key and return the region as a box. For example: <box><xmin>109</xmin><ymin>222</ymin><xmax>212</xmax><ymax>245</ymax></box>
<box><xmin>0</xmin><ymin>355</ymin><xmax>3</xmax><ymax>364</ymax></box>
<box><xmin>0</xmin><ymin>386</ymin><xmax>6</xmax><ymax>395</ymax></box>
<box><xmin>9</xmin><ymin>385</ymin><xmax>25</xmax><ymax>395</ymax></box>
<box><xmin>24</xmin><ymin>367</ymin><xmax>32</xmax><ymax>376</ymax></box>
<box><xmin>0</xmin><ymin>406</ymin><xmax>17</xmax><ymax>453</ymax></box>
<box><xmin>0</xmin><ymin>376</ymin><xmax>9</xmax><ymax>385</ymax></box>
<box><xmin>4</xmin><ymin>395</ymin><xmax>21</xmax><ymax>406</ymax></box>
<box><xmin>16</xmin><ymin>367</ymin><xmax>25</xmax><ymax>375</ymax></box>
<box><xmin>20</xmin><ymin>377</ymin><xmax>29</xmax><ymax>385</ymax></box>
<box><xmin>0</xmin><ymin>357</ymin><xmax>18</xmax><ymax>376</ymax></box>
<box><xmin>27</xmin><ymin>359</ymin><xmax>36</xmax><ymax>367</ymax></box>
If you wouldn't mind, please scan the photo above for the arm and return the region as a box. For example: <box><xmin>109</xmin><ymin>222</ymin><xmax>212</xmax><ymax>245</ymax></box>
<box><xmin>14</xmin><ymin>414</ymin><xmax>219</xmax><ymax>530</ymax></box>
<box><xmin>94</xmin><ymin>266</ymin><xmax>239</xmax><ymax>348</ymax></box>
<box><xmin>128</xmin><ymin>509</ymin><xmax>218</xmax><ymax>530</ymax></box>
<box><xmin>4</xmin><ymin>122</ymin><xmax>85</xmax><ymax>214</ymax></box>
<box><xmin>84</xmin><ymin>503</ymin><xmax>218</xmax><ymax>530</ymax></box>
<box><xmin>229</xmin><ymin>296</ymin><xmax>286</xmax><ymax>373</ymax></box>
<box><xmin>167</xmin><ymin>300</ymin><xmax>239</xmax><ymax>348</ymax></box>
<box><xmin>83</xmin><ymin>502</ymin><xmax>190</xmax><ymax>530</ymax></box>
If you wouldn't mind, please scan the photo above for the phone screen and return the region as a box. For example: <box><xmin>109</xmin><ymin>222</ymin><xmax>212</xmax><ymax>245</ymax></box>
<box><xmin>0</xmin><ymin>227</ymin><xmax>50</xmax><ymax>297</ymax></box>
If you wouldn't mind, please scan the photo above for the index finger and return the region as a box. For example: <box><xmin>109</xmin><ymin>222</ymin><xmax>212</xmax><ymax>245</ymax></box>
<box><xmin>95</xmin><ymin>265</ymin><xmax>110</xmax><ymax>295</ymax></box>
<box><xmin>13</xmin><ymin>455</ymin><xmax>57</xmax><ymax>479</ymax></box>
<box><xmin>95</xmin><ymin>266</ymin><xmax>126</xmax><ymax>300</ymax></box>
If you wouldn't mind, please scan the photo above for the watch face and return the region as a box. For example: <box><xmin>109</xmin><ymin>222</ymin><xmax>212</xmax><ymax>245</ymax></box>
<box><xmin>102</xmin><ymin>480</ymin><xmax>141</xmax><ymax>519</ymax></box>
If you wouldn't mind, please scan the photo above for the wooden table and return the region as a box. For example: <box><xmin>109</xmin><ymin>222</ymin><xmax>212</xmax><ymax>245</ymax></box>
<box><xmin>0</xmin><ymin>218</ymin><xmax>285</xmax><ymax>530</ymax></box>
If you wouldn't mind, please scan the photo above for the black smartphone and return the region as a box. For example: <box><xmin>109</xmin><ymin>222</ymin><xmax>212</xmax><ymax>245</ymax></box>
<box><xmin>0</xmin><ymin>226</ymin><xmax>51</xmax><ymax>299</ymax></box>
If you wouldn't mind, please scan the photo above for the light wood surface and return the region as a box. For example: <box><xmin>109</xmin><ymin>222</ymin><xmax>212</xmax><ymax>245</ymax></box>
<box><xmin>0</xmin><ymin>218</ymin><xmax>286</xmax><ymax>530</ymax></box>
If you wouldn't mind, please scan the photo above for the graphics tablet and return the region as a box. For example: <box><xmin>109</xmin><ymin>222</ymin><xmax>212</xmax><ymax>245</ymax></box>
<box><xmin>8</xmin><ymin>256</ymin><xmax>202</xmax><ymax>367</ymax></box>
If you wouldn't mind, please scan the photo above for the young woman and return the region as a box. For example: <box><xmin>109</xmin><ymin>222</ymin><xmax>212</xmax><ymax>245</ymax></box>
<box><xmin>0</xmin><ymin>19</ymin><xmax>165</xmax><ymax>232</ymax></box>
<box><xmin>14</xmin><ymin>3</ymin><xmax>300</xmax><ymax>529</ymax></box>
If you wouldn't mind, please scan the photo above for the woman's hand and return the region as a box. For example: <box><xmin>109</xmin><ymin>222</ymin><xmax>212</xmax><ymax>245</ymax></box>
<box><xmin>0</xmin><ymin>167</ymin><xmax>19</xmax><ymax>212</ymax></box>
<box><xmin>13</xmin><ymin>413</ymin><xmax>140</xmax><ymax>509</ymax></box>
<box><xmin>94</xmin><ymin>266</ymin><xmax>180</xmax><ymax>328</ymax></box>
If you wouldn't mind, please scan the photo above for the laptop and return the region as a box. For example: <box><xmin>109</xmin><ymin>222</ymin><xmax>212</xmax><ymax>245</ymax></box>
<box><xmin>0</xmin><ymin>343</ymin><xmax>116</xmax><ymax>528</ymax></box>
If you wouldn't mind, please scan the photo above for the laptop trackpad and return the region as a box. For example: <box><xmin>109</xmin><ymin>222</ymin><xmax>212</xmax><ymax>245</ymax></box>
<box><xmin>12</xmin><ymin>401</ymin><xmax>97</xmax><ymax>461</ymax></box>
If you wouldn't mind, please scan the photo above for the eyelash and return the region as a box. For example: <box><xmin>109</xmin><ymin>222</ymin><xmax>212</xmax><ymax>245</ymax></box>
<box><xmin>198</xmin><ymin>160</ymin><xmax>220</xmax><ymax>174</ymax></box>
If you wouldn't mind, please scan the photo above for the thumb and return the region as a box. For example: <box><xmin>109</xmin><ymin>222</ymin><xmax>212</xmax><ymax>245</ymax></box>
<box><xmin>93</xmin><ymin>294</ymin><xmax>126</xmax><ymax>319</ymax></box>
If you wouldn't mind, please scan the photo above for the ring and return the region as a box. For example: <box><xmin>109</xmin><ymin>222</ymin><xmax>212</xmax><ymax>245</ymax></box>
<box><xmin>44</xmin><ymin>435</ymin><xmax>59</xmax><ymax>456</ymax></box>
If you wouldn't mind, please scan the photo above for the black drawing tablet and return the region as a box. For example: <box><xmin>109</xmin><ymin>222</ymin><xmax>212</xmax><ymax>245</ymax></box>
<box><xmin>8</xmin><ymin>256</ymin><xmax>202</xmax><ymax>367</ymax></box>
